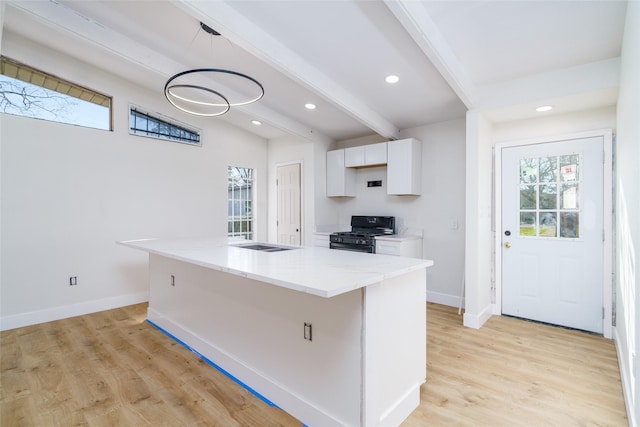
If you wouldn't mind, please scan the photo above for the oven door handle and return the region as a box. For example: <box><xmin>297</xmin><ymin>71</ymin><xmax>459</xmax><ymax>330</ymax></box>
<box><xmin>329</xmin><ymin>242</ymin><xmax>375</xmax><ymax>253</ymax></box>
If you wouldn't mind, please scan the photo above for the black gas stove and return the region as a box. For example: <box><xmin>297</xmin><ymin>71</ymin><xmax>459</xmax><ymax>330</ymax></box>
<box><xmin>329</xmin><ymin>216</ymin><xmax>395</xmax><ymax>253</ymax></box>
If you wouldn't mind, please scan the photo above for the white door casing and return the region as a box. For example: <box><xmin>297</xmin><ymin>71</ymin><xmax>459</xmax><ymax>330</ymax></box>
<box><xmin>495</xmin><ymin>130</ymin><xmax>613</xmax><ymax>337</ymax></box>
<box><xmin>277</xmin><ymin>163</ymin><xmax>302</xmax><ymax>245</ymax></box>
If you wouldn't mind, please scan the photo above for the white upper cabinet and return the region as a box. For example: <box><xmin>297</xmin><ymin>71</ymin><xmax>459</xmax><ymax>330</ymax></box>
<box><xmin>344</xmin><ymin>146</ymin><xmax>364</xmax><ymax>167</ymax></box>
<box><xmin>387</xmin><ymin>138</ymin><xmax>422</xmax><ymax>196</ymax></box>
<box><xmin>327</xmin><ymin>139</ymin><xmax>421</xmax><ymax>197</ymax></box>
<box><xmin>326</xmin><ymin>149</ymin><xmax>356</xmax><ymax>197</ymax></box>
<box><xmin>345</xmin><ymin>142</ymin><xmax>387</xmax><ymax>167</ymax></box>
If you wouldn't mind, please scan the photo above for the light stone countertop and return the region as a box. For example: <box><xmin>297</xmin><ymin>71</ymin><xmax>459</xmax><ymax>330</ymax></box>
<box><xmin>119</xmin><ymin>237</ymin><xmax>432</xmax><ymax>298</ymax></box>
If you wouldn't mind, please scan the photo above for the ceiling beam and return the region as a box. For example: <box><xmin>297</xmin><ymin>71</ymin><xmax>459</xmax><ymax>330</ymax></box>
<box><xmin>6</xmin><ymin>0</ymin><xmax>331</xmax><ymax>144</ymax></box>
<box><xmin>7</xmin><ymin>0</ymin><xmax>170</xmax><ymax>75</ymax></box>
<box><xmin>172</xmin><ymin>0</ymin><xmax>400</xmax><ymax>140</ymax></box>
<box><xmin>384</xmin><ymin>0</ymin><xmax>477</xmax><ymax>109</ymax></box>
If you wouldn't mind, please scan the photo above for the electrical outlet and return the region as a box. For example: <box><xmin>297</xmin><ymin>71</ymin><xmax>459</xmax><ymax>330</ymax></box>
<box><xmin>69</xmin><ymin>276</ymin><xmax>78</xmax><ymax>286</ymax></box>
<box><xmin>304</xmin><ymin>322</ymin><xmax>312</xmax><ymax>341</ymax></box>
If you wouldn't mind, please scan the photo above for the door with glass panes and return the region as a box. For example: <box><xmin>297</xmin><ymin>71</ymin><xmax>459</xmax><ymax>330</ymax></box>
<box><xmin>501</xmin><ymin>137</ymin><xmax>604</xmax><ymax>333</ymax></box>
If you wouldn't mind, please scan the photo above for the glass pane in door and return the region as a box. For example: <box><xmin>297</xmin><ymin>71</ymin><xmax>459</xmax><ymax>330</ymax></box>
<box><xmin>538</xmin><ymin>212</ymin><xmax>557</xmax><ymax>237</ymax></box>
<box><xmin>561</xmin><ymin>183</ymin><xmax>579</xmax><ymax>209</ymax></box>
<box><xmin>520</xmin><ymin>185</ymin><xmax>536</xmax><ymax>209</ymax></box>
<box><xmin>559</xmin><ymin>212</ymin><xmax>579</xmax><ymax>238</ymax></box>
<box><xmin>539</xmin><ymin>184</ymin><xmax>557</xmax><ymax>209</ymax></box>
<box><xmin>520</xmin><ymin>158</ymin><xmax>537</xmax><ymax>184</ymax></box>
<box><xmin>539</xmin><ymin>156</ymin><xmax>558</xmax><ymax>183</ymax></box>
<box><xmin>560</xmin><ymin>154</ymin><xmax>580</xmax><ymax>182</ymax></box>
<box><xmin>520</xmin><ymin>212</ymin><xmax>536</xmax><ymax>236</ymax></box>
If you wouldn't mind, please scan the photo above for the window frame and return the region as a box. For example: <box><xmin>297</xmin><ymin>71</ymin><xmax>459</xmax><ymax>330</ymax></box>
<box><xmin>129</xmin><ymin>104</ymin><xmax>201</xmax><ymax>146</ymax></box>
<box><xmin>0</xmin><ymin>55</ymin><xmax>113</xmax><ymax>131</ymax></box>
<box><xmin>227</xmin><ymin>166</ymin><xmax>256</xmax><ymax>241</ymax></box>
<box><xmin>518</xmin><ymin>153</ymin><xmax>582</xmax><ymax>240</ymax></box>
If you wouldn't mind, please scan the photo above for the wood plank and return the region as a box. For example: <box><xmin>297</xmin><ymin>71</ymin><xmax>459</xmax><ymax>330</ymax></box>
<box><xmin>0</xmin><ymin>303</ymin><xmax>628</xmax><ymax>426</ymax></box>
<box><xmin>403</xmin><ymin>303</ymin><xmax>628</xmax><ymax>426</ymax></box>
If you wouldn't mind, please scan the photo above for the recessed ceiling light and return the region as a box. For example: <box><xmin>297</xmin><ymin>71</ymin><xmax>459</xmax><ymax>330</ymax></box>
<box><xmin>305</xmin><ymin>103</ymin><xmax>317</xmax><ymax>110</ymax></box>
<box><xmin>535</xmin><ymin>105</ymin><xmax>553</xmax><ymax>112</ymax></box>
<box><xmin>385</xmin><ymin>75</ymin><xmax>399</xmax><ymax>84</ymax></box>
<box><xmin>251</xmin><ymin>120</ymin><xmax>262</xmax><ymax>125</ymax></box>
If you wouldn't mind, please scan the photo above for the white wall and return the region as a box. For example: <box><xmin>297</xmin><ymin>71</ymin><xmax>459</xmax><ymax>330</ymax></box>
<box><xmin>615</xmin><ymin>2</ymin><xmax>640</xmax><ymax>424</ymax></box>
<box><xmin>464</xmin><ymin>111</ymin><xmax>494</xmax><ymax>328</ymax></box>
<box><xmin>493</xmin><ymin>106</ymin><xmax>617</xmax><ymax>143</ymax></box>
<box><xmin>0</xmin><ymin>34</ymin><xmax>268</xmax><ymax>330</ymax></box>
<box><xmin>328</xmin><ymin>119</ymin><xmax>466</xmax><ymax>307</ymax></box>
<box><xmin>267</xmin><ymin>134</ymin><xmax>316</xmax><ymax>246</ymax></box>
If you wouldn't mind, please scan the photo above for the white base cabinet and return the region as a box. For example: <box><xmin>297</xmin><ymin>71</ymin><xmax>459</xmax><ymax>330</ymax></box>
<box><xmin>312</xmin><ymin>233</ymin><xmax>330</xmax><ymax>248</ymax></box>
<box><xmin>146</xmin><ymin>253</ymin><xmax>427</xmax><ymax>427</ymax></box>
<box><xmin>375</xmin><ymin>237</ymin><xmax>422</xmax><ymax>258</ymax></box>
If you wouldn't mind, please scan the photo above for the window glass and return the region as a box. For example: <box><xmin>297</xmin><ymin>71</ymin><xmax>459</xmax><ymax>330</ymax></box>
<box><xmin>0</xmin><ymin>56</ymin><xmax>111</xmax><ymax>130</ymax></box>
<box><xmin>129</xmin><ymin>107</ymin><xmax>200</xmax><ymax>145</ymax></box>
<box><xmin>518</xmin><ymin>153</ymin><xmax>580</xmax><ymax>239</ymax></box>
<box><xmin>519</xmin><ymin>185</ymin><xmax>536</xmax><ymax>209</ymax></box>
<box><xmin>228</xmin><ymin>166</ymin><xmax>255</xmax><ymax>240</ymax></box>
<box><xmin>520</xmin><ymin>158</ymin><xmax>537</xmax><ymax>184</ymax></box>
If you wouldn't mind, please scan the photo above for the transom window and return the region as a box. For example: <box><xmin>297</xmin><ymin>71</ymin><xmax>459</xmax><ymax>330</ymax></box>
<box><xmin>129</xmin><ymin>106</ymin><xmax>200</xmax><ymax>145</ymax></box>
<box><xmin>228</xmin><ymin>166</ymin><xmax>254</xmax><ymax>240</ymax></box>
<box><xmin>519</xmin><ymin>154</ymin><xmax>581</xmax><ymax>238</ymax></box>
<box><xmin>0</xmin><ymin>56</ymin><xmax>112</xmax><ymax>130</ymax></box>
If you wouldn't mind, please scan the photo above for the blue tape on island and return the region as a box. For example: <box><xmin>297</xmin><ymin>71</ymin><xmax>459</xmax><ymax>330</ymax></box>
<box><xmin>146</xmin><ymin>319</ymin><xmax>280</xmax><ymax>409</ymax></box>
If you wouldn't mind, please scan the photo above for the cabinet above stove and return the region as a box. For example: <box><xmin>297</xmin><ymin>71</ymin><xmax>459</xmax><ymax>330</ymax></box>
<box><xmin>326</xmin><ymin>138</ymin><xmax>421</xmax><ymax>197</ymax></box>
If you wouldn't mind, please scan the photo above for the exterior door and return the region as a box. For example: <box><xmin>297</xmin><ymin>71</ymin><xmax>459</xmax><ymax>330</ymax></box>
<box><xmin>501</xmin><ymin>137</ymin><xmax>604</xmax><ymax>333</ymax></box>
<box><xmin>277</xmin><ymin>163</ymin><xmax>301</xmax><ymax>245</ymax></box>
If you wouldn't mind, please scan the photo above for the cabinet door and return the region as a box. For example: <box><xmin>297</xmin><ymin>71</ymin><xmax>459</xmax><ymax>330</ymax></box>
<box><xmin>376</xmin><ymin>239</ymin><xmax>423</xmax><ymax>258</ymax></box>
<box><xmin>313</xmin><ymin>234</ymin><xmax>330</xmax><ymax>248</ymax></box>
<box><xmin>387</xmin><ymin>139</ymin><xmax>421</xmax><ymax>195</ymax></box>
<box><xmin>365</xmin><ymin>142</ymin><xmax>387</xmax><ymax>166</ymax></box>
<box><xmin>345</xmin><ymin>146</ymin><xmax>365</xmax><ymax>167</ymax></box>
<box><xmin>376</xmin><ymin>241</ymin><xmax>402</xmax><ymax>256</ymax></box>
<box><xmin>327</xmin><ymin>149</ymin><xmax>356</xmax><ymax>197</ymax></box>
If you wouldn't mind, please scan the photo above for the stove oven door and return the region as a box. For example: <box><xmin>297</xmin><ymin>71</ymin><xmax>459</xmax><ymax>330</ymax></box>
<box><xmin>329</xmin><ymin>241</ymin><xmax>375</xmax><ymax>253</ymax></box>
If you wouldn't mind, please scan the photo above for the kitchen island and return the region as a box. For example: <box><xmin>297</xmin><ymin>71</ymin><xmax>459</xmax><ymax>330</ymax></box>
<box><xmin>119</xmin><ymin>237</ymin><xmax>433</xmax><ymax>427</ymax></box>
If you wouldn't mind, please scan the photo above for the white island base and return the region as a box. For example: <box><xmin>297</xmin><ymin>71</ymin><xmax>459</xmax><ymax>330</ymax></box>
<box><xmin>121</xmin><ymin>239</ymin><xmax>431</xmax><ymax>427</ymax></box>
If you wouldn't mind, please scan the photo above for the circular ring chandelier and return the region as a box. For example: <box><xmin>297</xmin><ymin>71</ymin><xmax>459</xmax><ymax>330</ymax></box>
<box><xmin>164</xmin><ymin>68</ymin><xmax>264</xmax><ymax>117</ymax></box>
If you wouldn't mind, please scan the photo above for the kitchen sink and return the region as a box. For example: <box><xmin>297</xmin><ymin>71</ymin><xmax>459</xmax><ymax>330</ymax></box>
<box><xmin>235</xmin><ymin>243</ymin><xmax>297</xmax><ymax>252</ymax></box>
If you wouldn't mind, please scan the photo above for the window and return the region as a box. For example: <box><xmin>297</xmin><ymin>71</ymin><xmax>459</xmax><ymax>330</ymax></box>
<box><xmin>0</xmin><ymin>56</ymin><xmax>112</xmax><ymax>130</ymax></box>
<box><xmin>519</xmin><ymin>154</ymin><xmax>581</xmax><ymax>238</ymax></box>
<box><xmin>228</xmin><ymin>166</ymin><xmax>254</xmax><ymax>240</ymax></box>
<box><xmin>129</xmin><ymin>106</ymin><xmax>200</xmax><ymax>145</ymax></box>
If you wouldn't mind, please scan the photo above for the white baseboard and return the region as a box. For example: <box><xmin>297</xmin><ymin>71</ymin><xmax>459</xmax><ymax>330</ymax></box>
<box><xmin>614</xmin><ymin>326</ymin><xmax>638</xmax><ymax>427</ymax></box>
<box><xmin>426</xmin><ymin>290</ymin><xmax>463</xmax><ymax>308</ymax></box>
<box><xmin>463</xmin><ymin>303</ymin><xmax>493</xmax><ymax>329</ymax></box>
<box><xmin>0</xmin><ymin>291</ymin><xmax>149</xmax><ymax>331</ymax></box>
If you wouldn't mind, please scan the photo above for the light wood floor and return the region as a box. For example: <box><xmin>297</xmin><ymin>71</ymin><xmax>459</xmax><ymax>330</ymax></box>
<box><xmin>1</xmin><ymin>303</ymin><xmax>628</xmax><ymax>426</ymax></box>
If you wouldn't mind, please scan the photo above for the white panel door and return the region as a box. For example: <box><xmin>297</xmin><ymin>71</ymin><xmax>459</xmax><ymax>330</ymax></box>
<box><xmin>501</xmin><ymin>137</ymin><xmax>604</xmax><ymax>333</ymax></box>
<box><xmin>277</xmin><ymin>163</ymin><xmax>301</xmax><ymax>245</ymax></box>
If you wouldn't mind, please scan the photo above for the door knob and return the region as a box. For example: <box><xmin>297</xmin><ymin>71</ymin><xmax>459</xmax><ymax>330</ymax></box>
<box><xmin>504</xmin><ymin>242</ymin><xmax>512</xmax><ymax>248</ymax></box>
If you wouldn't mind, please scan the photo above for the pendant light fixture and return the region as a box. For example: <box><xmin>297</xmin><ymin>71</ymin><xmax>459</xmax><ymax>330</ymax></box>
<box><xmin>164</xmin><ymin>22</ymin><xmax>264</xmax><ymax>117</ymax></box>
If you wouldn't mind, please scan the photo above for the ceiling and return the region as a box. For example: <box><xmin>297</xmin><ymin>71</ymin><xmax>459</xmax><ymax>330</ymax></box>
<box><xmin>1</xmin><ymin>0</ymin><xmax>628</xmax><ymax>143</ymax></box>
